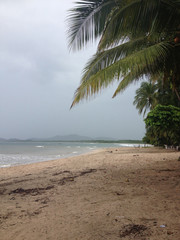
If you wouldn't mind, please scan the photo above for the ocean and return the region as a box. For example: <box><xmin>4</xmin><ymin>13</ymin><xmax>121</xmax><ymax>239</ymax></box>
<box><xmin>0</xmin><ymin>141</ymin><xmax>147</xmax><ymax>168</ymax></box>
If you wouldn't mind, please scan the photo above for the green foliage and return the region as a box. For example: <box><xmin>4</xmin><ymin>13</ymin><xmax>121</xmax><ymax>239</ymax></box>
<box><xmin>67</xmin><ymin>0</ymin><xmax>180</xmax><ymax>107</ymax></box>
<box><xmin>133</xmin><ymin>77</ymin><xmax>180</xmax><ymax>117</ymax></box>
<box><xmin>144</xmin><ymin>105</ymin><xmax>180</xmax><ymax>146</ymax></box>
<box><xmin>156</xmin><ymin>81</ymin><xmax>180</xmax><ymax>107</ymax></box>
<box><xmin>133</xmin><ymin>80</ymin><xmax>158</xmax><ymax>116</ymax></box>
<box><xmin>67</xmin><ymin>0</ymin><xmax>117</xmax><ymax>50</ymax></box>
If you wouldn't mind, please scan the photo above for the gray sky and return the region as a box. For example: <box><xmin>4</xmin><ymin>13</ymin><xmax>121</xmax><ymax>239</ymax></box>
<box><xmin>0</xmin><ymin>0</ymin><xmax>145</xmax><ymax>140</ymax></box>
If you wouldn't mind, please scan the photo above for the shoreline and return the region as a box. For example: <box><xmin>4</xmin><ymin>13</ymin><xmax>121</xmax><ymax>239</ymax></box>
<box><xmin>0</xmin><ymin>142</ymin><xmax>153</xmax><ymax>169</ymax></box>
<box><xmin>0</xmin><ymin>147</ymin><xmax>180</xmax><ymax>240</ymax></box>
<box><xmin>0</xmin><ymin>147</ymin><xmax>99</xmax><ymax>169</ymax></box>
<box><xmin>0</xmin><ymin>147</ymin><xmax>106</xmax><ymax>170</ymax></box>
<box><xmin>0</xmin><ymin>145</ymin><xmax>153</xmax><ymax>169</ymax></box>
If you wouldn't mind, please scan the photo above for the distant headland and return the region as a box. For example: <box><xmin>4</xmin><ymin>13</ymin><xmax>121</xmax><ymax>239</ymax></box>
<box><xmin>0</xmin><ymin>135</ymin><xmax>143</xmax><ymax>143</ymax></box>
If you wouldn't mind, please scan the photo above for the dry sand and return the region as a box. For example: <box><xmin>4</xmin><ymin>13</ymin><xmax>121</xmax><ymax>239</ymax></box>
<box><xmin>0</xmin><ymin>147</ymin><xmax>180</xmax><ymax>240</ymax></box>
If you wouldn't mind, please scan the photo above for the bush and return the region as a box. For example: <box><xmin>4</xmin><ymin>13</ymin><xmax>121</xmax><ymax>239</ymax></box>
<box><xmin>144</xmin><ymin>105</ymin><xmax>180</xmax><ymax>146</ymax></box>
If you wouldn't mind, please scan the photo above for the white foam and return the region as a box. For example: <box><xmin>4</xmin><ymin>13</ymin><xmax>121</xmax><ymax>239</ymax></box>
<box><xmin>35</xmin><ymin>146</ymin><xmax>44</xmax><ymax>148</ymax></box>
<box><xmin>0</xmin><ymin>164</ymin><xmax>11</xmax><ymax>168</ymax></box>
<box><xmin>117</xmin><ymin>143</ymin><xmax>153</xmax><ymax>147</ymax></box>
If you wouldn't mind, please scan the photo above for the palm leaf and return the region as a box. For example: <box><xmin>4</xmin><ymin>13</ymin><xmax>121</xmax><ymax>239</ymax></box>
<box><xmin>83</xmin><ymin>36</ymin><xmax>149</xmax><ymax>82</ymax></box>
<box><xmin>71</xmin><ymin>41</ymin><xmax>172</xmax><ymax>107</ymax></box>
<box><xmin>98</xmin><ymin>0</ymin><xmax>180</xmax><ymax>50</ymax></box>
<box><xmin>67</xmin><ymin>0</ymin><xmax>117</xmax><ymax>50</ymax></box>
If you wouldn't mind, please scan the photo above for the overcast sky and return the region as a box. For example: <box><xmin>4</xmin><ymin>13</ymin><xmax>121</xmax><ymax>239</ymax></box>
<box><xmin>0</xmin><ymin>0</ymin><xmax>145</xmax><ymax>140</ymax></box>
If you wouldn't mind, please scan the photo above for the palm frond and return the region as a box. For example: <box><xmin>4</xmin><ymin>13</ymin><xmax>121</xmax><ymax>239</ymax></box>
<box><xmin>112</xmin><ymin>73</ymin><xmax>145</xmax><ymax>98</ymax></box>
<box><xmin>71</xmin><ymin>41</ymin><xmax>172</xmax><ymax>107</ymax></box>
<box><xmin>98</xmin><ymin>0</ymin><xmax>180</xmax><ymax>50</ymax></box>
<box><xmin>83</xmin><ymin>36</ymin><xmax>149</xmax><ymax>81</ymax></box>
<box><xmin>133</xmin><ymin>80</ymin><xmax>158</xmax><ymax>116</ymax></box>
<box><xmin>98</xmin><ymin>0</ymin><xmax>142</xmax><ymax>50</ymax></box>
<box><xmin>67</xmin><ymin>0</ymin><xmax>117</xmax><ymax>50</ymax></box>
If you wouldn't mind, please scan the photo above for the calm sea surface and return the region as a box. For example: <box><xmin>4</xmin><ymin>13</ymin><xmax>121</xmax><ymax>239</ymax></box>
<box><xmin>0</xmin><ymin>141</ymin><xmax>146</xmax><ymax>168</ymax></box>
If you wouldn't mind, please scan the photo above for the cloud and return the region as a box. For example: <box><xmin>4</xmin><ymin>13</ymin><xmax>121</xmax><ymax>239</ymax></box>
<box><xmin>0</xmin><ymin>0</ymin><xmax>145</xmax><ymax>139</ymax></box>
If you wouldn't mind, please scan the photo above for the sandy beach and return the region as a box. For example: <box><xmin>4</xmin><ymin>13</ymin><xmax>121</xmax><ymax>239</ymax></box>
<box><xmin>0</xmin><ymin>147</ymin><xmax>180</xmax><ymax>240</ymax></box>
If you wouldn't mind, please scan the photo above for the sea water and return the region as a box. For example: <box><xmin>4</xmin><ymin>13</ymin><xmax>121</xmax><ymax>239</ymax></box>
<box><xmin>0</xmin><ymin>141</ymin><xmax>111</xmax><ymax>168</ymax></box>
<box><xmin>0</xmin><ymin>141</ymin><xmax>149</xmax><ymax>168</ymax></box>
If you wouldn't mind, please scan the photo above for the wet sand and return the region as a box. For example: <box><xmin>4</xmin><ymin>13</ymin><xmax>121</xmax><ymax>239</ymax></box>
<box><xmin>0</xmin><ymin>147</ymin><xmax>180</xmax><ymax>240</ymax></box>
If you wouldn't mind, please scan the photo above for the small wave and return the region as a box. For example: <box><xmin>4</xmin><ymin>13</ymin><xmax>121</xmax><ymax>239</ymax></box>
<box><xmin>35</xmin><ymin>146</ymin><xmax>44</xmax><ymax>148</ymax></box>
<box><xmin>0</xmin><ymin>164</ymin><xmax>11</xmax><ymax>168</ymax></box>
<box><xmin>118</xmin><ymin>143</ymin><xmax>153</xmax><ymax>147</ymax></box>
<box><xmin>119</xmin><ymin>144</ymin><xmax>133</xmax><ymax>147</ymax></box>
<box><xmin>72</xmin><ymin>151</ymin><xmax>78</xmax><ymax>154</ymax></box>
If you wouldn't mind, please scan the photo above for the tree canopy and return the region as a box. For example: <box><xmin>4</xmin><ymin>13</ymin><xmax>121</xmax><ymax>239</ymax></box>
<box><xmin>144</xmin><ymin>105</ymin><xmax>180</xmax><ymax>146</ymax></box>
<box><xmin>67</xmin><ymin>0</ymin><xmax>180</xmax><ymax>107</ymax></box>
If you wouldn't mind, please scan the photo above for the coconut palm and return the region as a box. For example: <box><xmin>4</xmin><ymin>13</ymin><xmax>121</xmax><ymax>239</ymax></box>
<box><xmin>134</xmin><ymin>76</ymin><xmax>180</xmax><ymax>117</ymax></box>
<box><xmin>67</xmin><ymin>0</ymin><xmax>180</xmax><ymax>107</ymax></box>
<box><xmin>156</xmin><ymin>79</ymin><xmax>180</xmax><ymax>107</ymax></box>
<box><xmin>133</xmin><ymin>81</ymin><xmax>158</xmax><ymax>116</ymax></box>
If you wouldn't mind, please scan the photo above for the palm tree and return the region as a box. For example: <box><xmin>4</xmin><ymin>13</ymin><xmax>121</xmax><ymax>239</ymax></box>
<box><xmin>133</xmin><ymin>81</ymin><xmax>158</xmax><ymax>117</ymax></box>
<box><xmin>134</xmin><ymin>75</ymin><xmax>180</xmax><ymax>117</ymax></box>
<box><xmin>155</xmin><ymin>78</ymin><xmax>180</xmax><ymax>105</ymax></box>
<box><xmin>67</xmin><ymin>0</ymin><xmax>180</xmax><ymax>107</ymax></box>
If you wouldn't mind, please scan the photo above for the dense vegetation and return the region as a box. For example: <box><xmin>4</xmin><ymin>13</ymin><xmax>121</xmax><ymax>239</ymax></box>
<box><xmin>143</xmin><ymin>105</ymin><xmax>180</xmax><ymax>146</ymax></box>
<box><xmin>134</xmin><ymin>80</ymin><xmax>180</xmax><ymax>146</ymax></box>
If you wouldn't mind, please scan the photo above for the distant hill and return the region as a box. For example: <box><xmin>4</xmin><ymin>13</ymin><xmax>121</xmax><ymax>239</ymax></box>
<box><xmin>94</xmin><ymin>137</ymin><xmax>118</xmax><ymax>141</ymax></box>
<box><xmin>0</xmin><ymin>138</ymin><xmax>7</xmax><ymax>142</ymax></box>
<box><xmin>25</xmin><ymin>134</ymin><xmax>93</xmax><ymax>142</ymax></box>
<box><xmin>47</xmin><ymin>134</ymin><xmax>93</xmax><ymax>141</ymax></box>
<box><xmin>0</xmin><ymin>135</ymin><xmax>93</xmax><ymax>142</ymax></box>
<box><xmin>0</xmin><ymin>138</ymin><xmax>22</xmax><ymax>142</ymax></box>
<box><xmin>0</xmin><ymin>135</ymin><xmax>142</xmax><ymax>143</ymax></box>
